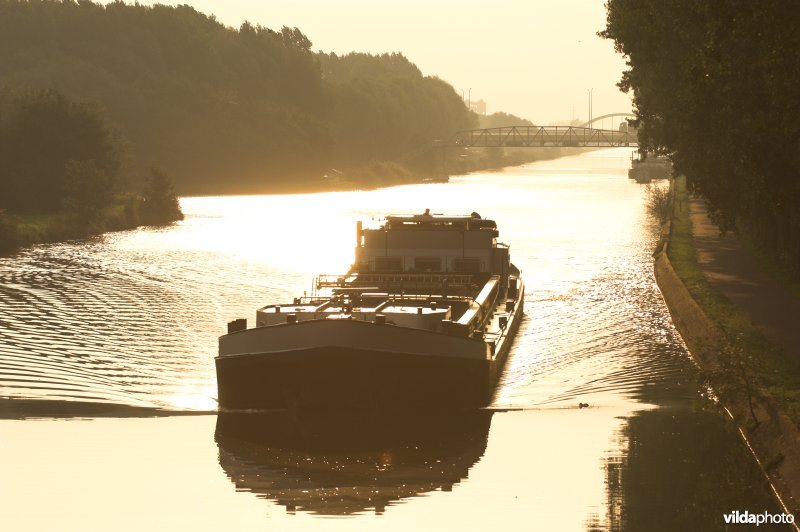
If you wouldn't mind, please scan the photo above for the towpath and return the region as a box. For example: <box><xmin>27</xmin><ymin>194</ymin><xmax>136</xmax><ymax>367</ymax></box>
<box><xmin>689</xmin><ymin>197</ymin><xmax>800</xmax><ymax>360</ymax></box>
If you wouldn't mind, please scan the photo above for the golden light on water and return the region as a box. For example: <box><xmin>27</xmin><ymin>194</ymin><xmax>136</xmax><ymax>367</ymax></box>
<box><xmin>1</xmin><ymin>150</ymin><xmax>783</xmax><ymax>530</ymax></box>
<box><xmin>177</xmin><ymin>183</ymin><xmax>478</xmax><ymax>276</ymax></box>
<box><xmin>162</xmin><ymin>385</ymin><xmax>219</xmax><ymax>411</ymax></box>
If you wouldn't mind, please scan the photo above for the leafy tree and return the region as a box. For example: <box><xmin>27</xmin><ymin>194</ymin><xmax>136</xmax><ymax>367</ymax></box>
<box><xmin>479</xmin><ymin>112</ymin><xmax>534</xmax><ymax>129</ymax></box>
<box><xmin>602</xmin><ymin>0</ymin><xmax>800</xmax><ymax>277</ymax></box>
<box><xmin>0</xmin><ymin>1</ymin><xmax>476</xmax><ymax>192</ymax></box>
<box><xmin>280</xmin><ymin>26</ymin><xmax>312</xmax><ymax>51</ymax></box>
<box><xmin>140</xmin><ymin>166</ymin><xmax>183</xmax><ymax>224</ymax></box>
<box><xmin>0</xmin><ymin>211</ymin><xmax>19</xmax><ymax>253</ymax></box>
<box><xmin>62</xmin><ymin>158</ymin><xmax>113</xmax><ymax>229</ymax></box>
<box><xmin>0</xmin><ymin>88</ymin><xmax>121</xmax><ymax>212</ymax></box>
<box><xmin>320</xmin><ymin>52</ymin><xmax>473</xmax><ymax>171</ymax></box>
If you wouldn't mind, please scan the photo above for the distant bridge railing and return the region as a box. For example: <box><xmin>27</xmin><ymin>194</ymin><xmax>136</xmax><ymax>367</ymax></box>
<box><xmin>447</xmin><ymin>126</ymin><xmax>637</xmax><ymax>149</ymax></box>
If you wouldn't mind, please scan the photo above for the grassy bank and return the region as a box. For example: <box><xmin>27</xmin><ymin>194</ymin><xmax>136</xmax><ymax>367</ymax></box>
<box><xmin>322</xmin><ymin>148</ymin><xmax>576</xmax><ymax>192</ymax></box>
<box><xmin>445</xmin><ymin>146</ymin><xmax>588</xmax><ymax>177</ymax></box>
<box><xmin>668</xmin><ymin>176</ymin><xmax>800</xmax><ymax>423</ymax></box>
<box><xmin>175</xmin><ymin>149</ymin><xmax>560</xmax><ymax>196</ymax></box>
<box><xmin>0</xmin><ymin>194</ymin><xmax>182</xmax><ymax>255</ymax></box>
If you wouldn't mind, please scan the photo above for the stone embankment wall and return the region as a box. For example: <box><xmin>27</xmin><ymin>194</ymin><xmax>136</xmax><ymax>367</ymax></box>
<box><xmin>654</xmin><ymin>246</ymin><xmax>720</xmax><ymax>369</ymax></box>
<box><xmin>653</xmin><ymin>182</ymin><xmax>800</xmax><ymax>519</ymax></box>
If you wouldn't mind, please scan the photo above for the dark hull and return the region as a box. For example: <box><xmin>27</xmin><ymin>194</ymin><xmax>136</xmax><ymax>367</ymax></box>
<box><xmin>216</xmin><ymin>348</ymin><xmax>492</xmax><ymax>410</ymax></box>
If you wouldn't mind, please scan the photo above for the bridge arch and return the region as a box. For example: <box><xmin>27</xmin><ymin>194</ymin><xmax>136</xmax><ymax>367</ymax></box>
<box><xmin>579</xmin><ymin>112</ymin><xmax>635</xmax><ymax>128</ymax></box>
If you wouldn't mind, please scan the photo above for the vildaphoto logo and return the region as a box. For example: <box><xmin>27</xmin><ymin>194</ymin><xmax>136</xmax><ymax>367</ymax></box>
<box><xmin>723</xmin><ymin>510</ymin><xmax>795</xmax><ymax>526</ymax></box>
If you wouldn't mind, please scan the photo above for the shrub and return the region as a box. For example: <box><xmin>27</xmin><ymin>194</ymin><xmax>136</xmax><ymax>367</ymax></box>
<box><xmin>140</xmin><ymin>167</ymin><xmax>183</xmax><ymax>225</ymax></box>
<box><xmin>646</xmin><ymin>182</ymin><xmax>672</xmax><ymax>225</ymax></box>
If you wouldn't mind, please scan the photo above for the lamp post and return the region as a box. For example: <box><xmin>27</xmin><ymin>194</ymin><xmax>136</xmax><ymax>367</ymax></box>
<box><xmin>587</xmin><ymin>88</ymin><xmax>594</xmax><ymax>127</ymax></box>
<box><xmin>468</xmin><ymin>88</ymin><xmax>472</xmax><ymax>111</ymax></box>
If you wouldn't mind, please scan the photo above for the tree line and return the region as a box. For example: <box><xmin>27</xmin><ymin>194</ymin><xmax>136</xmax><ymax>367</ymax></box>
<box><xmin>601</xmin><ymin>0</ymin><xmax>800</xmax><ymax>277</ymax></box>
<box><xmin>0</xmin><ymin>0</ymin><xmax>482</xmax><ymax>194</ymax></box>
<box><xmin>0</xmin><ymin>88</ymin><xmax>183</xmax><ymax>252</ymax></box>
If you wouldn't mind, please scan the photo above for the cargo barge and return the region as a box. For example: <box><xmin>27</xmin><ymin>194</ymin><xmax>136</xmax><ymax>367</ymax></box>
<box><xmin>216</xmin><ymin>211</ymin><xmax>524</xmax><ymax>410</ymax></box>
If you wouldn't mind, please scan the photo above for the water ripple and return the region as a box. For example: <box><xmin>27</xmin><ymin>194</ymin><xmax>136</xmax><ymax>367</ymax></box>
<box><xmin>0</xmin><ymin>151</ymin><xmax>695</xmax><ymax>413</ymax></box>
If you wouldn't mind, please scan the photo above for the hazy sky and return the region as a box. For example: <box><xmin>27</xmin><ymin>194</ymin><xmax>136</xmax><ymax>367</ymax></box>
<box><xmin>99</xmin><ymin>0</ymin><xmax>632</xmax><ymax>125</ymax></box>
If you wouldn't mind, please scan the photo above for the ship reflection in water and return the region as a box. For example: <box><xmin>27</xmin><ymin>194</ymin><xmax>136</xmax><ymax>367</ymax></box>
<box><xmin>214</xmin><ymin>410</ymin><xmax>493</xmax><ymax>515</ymax></box>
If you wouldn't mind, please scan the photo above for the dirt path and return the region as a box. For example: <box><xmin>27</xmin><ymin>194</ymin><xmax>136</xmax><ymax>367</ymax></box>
<box><xmin>689</xmin><ymin>197</ymin><xmax>800</xmax><ymax>360</ymax></box>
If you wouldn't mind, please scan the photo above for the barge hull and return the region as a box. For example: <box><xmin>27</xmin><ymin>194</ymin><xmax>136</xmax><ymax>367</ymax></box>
<box><xmin>216</xmin><ymin>348</ymin><xmax>491</xmax><ymax>410</ymax></box>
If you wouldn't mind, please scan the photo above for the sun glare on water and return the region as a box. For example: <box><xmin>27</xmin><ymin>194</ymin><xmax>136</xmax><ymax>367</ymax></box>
<box><xmin>162</xmin><ymin>385</ymin><xmax>219</xmax><ymax>411</ymax></box>
<box><xmin>176</xmin><ymin>183</ymin><xmax>468</xmax><ymax>276</ymax></box>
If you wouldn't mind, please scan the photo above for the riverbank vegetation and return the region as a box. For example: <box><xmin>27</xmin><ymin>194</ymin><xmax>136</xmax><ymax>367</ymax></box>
<box><xmin>478</xmin><ymin>112</ymin><xmax>534</xmax><ymax>129</ymax></box>
<box><xmin>668</xmin><ymin>177</ymin><xmax>800</xmax><ymax>424</ymax></box>
<box><xmin>602</xmin><ymin>1</ymin><xmax>800</xmax><ymax>280</ymax></box>
<box><xmin>0</xmin><ymin>88</ymin><xmax>183</xmax><ymax>254</ymax></box>
<box><xmin>645</xmin><ymin>182</ymin><xmax>671</xmax><ymax>225</ymax></box>
<box><xmin>0</xmin><ymin>0</ymin><xmax>542</xmax><ymax>196</ymax></box>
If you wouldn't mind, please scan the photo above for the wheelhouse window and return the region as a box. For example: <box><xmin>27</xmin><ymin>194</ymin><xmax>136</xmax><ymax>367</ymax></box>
<box><xmin>414</xmin><ymin>257</ymin><xmax>441</xmax><ymax>272</ymax></box>
<box><xmin>374</xmin><ymin>257</ymin><xmax>402</xmax><ymax>272</ymax></box>
<box><xmin>453</xmin><ymin>258</ymin><xmax>481</xmax><ymax>273</ymax></box>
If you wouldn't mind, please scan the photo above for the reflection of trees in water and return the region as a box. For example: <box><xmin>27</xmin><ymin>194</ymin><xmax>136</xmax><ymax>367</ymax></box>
<box><xmin>598</xmin><ymin>410</ymin><xmax>778</xmax><ymax>531</ymax></box>
<box><xmin>214</xmin><ymin>410</ymin><xmax>493</xmax><ymax>515</ymax></box>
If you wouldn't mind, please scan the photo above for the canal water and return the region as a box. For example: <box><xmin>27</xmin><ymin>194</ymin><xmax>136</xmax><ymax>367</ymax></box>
<box><xmin>0</xmin><ymin>149</ymin><xmax>782</xmax><ymax>530</ymax></box>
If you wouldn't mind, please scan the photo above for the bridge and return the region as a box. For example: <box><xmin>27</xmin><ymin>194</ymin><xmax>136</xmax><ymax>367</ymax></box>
<box><xmin>447</xmin><ymin>124</ymin><xmax>637</xmax><ymax>149</ymax></box>
<box><xmin>579</xmin><ymin>112</ymin><xmax>635</xmax><ymax>128</ymax></box>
